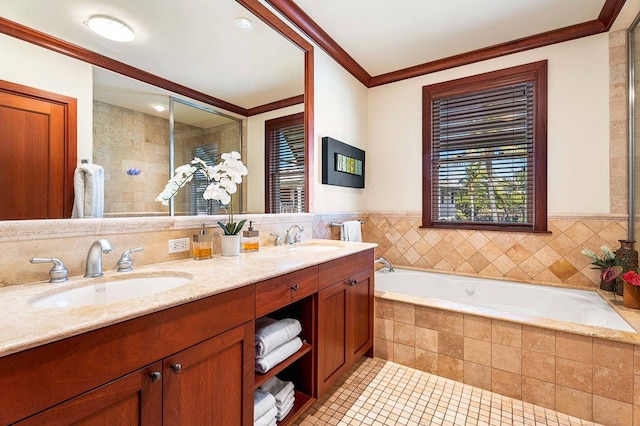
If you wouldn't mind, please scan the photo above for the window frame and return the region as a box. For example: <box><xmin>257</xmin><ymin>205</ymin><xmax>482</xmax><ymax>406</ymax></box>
<box><xmin>422</xmin><ymin>60</ymin><xmax>548</xmax><ymax>233</ymax></box>
<box><xmin>264</xmin><ymin>112</ymin><xmax>306</xmax><ymax>214</ymax></box>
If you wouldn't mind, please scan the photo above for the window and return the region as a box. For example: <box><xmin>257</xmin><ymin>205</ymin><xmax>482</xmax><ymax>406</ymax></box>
<box><xmin>422</xmin><ymin>61</ymin><xmax>547</xmax><ymax>232</ymax></box>
<box><xmin>191</xmin><ymin>144</ymin><xmax>220</xmax><ymax>215</ymax></box>
<box><xmin>265</xmin><ymin>113</ymin><xmax>305</xmax><ymax>213</ymax></box>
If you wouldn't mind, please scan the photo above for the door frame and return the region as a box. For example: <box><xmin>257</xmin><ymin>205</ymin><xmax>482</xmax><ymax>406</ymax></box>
<box><xmin>0</xmin><ymin>79</ymin><xmax>77</xmax><ymax>218</ymax></box>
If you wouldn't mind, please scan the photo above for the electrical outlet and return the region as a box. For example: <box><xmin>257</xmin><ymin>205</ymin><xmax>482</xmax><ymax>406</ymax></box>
<box><xmin>168</xmin><ymin>237</ymin><xmax>190</xmax><ymax>254</ymax></box>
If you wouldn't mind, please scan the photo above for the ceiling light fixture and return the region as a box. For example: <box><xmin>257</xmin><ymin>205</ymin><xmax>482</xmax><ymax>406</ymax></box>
<box><xmin>234</xmin><ymin>17</ymin><xmax>253</xmax><ymax>30</ymax></box>
<box><xmin>85</xmin><ymin>15</ymin><xmax>135</xmax><ymax>42</ymax></box>
<box><xmin>152</xmin><ymin>104</ymin><xmax>166</xmax><ymax>112</ymax></box>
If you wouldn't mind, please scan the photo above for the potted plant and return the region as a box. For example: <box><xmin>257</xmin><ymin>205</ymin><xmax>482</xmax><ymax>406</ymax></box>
<box><xmin>581</xmin><ymin>246</ymin><xmax>622</xmax><ymax>292</ymax></box>
<box><xmin>157</xmin><ymin>151</ymin><xmax>248</xmax><ymax>256</ymax></box>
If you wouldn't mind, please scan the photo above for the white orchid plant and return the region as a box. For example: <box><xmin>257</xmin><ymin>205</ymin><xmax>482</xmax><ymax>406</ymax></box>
<box><xmin>156</xmin><ymin>151</ymin><xmax>248</xmax><ymax>235</ymax></box>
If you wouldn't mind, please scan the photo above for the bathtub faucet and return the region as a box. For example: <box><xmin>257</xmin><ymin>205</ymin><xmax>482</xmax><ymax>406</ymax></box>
<box><xmin>375</xmin><ymin>257</ymin><xmax>394</xmax><ymax>272</ymax></box>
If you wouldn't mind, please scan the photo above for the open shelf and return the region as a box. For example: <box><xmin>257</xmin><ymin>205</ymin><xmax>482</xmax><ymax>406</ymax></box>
<box><xmin>254</xmin><ymin>343</ymin><xmax>312</xmax><ymax>389</ymax></box>
<box><xmin>277</xmin><ymin>390</ymin><xmax>314</xmax><ymax>426</ymax></box>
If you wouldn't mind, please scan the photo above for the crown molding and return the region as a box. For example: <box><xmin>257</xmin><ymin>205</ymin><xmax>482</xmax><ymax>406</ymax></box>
<box><xmin>267</xmin><ymin>0</ymin><xmax>626</xmax><ymax>88</ymax></box>
<box><xmin>246</xmin><ymin>94</ymin><xmax>304</xmax><ymax>116</ymax></box>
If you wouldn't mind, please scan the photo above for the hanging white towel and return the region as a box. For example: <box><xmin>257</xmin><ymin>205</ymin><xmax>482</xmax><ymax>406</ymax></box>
<box><xmin>340</xmin><ymin>220</ymin><xmax>362</xmax><ymax>242</ymax></box>
<box><xmin>254</xmin><ymin>389</ymin><xmax>276</xmax><ymax>421</ymax></box>
<box><xmin>255</xmin><ymin>317</ymin><xmax>302</xmax><ymax>358</ymax></box>
<box><xmin>71</xmin><ymin>162</ymin><xmax>105</xmax><ymax>218</ymax></box>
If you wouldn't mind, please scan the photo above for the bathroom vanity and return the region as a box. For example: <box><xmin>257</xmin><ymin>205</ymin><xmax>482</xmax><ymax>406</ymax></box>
<box><xmin>0</xmin><ymin>241</ymin><xmax>375</xmax><ymax>425</ymax></box>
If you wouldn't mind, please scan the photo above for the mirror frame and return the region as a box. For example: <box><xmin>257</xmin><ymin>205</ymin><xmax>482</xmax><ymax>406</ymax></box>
<box><xmin>0</xmin><ymin>0</ymin><xmax>315</xmax><ymax>213</ymax></box>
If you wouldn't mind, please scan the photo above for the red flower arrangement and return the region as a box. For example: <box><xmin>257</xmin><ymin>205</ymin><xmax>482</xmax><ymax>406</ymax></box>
<box><xmin>622</xmin><ymin>270</ymin><xmax>640</xmax><ymax>286</ymax></box>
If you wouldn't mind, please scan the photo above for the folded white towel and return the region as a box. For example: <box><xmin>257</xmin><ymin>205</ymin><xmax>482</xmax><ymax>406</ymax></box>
<box><xmin>254</xmin><ymin>405</ymin><xmax>277</xmax><ymax>426</ymax></box>
<box><xmin>254</xmin><ymin>389</ymin><xmax>276</xmax><ymax>420</ymax></box>
<box><xmin>341</xmin><ymin>220</ymin><xmax>362</xmax><ymax>242</ymax></box>
<box><xmin>260</xmin><ymin>375</ymin><xmax>295</xmax><ymax>404</ymax></box>
<box><xmin>276</xmin><ymin>389</ymin><xmax>294</xmax><ymax>409</ymax></box>
<box><xmin>71</xmin><ymin>162</ymin><xmax>105</xmax><ymax>219</ymax></box>
<box><xmin>276</xmin><ymin>397</ymin><xmax>295</xmax><ymax>421</ymax></box>
<box><xmin>255</xmin><ymin>337</ymin><xmax>303</xmax><ymax>374</ymax></box>
<box><xmin>255</xmin><ymin>317</ymin><xmax>302</xmax><ymax>358</ymax></box>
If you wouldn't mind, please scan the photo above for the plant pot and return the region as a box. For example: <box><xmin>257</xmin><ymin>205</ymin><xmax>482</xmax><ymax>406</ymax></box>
<box><xmin>220</xmin><ymin>234</ymin><xmax>241</xmax><ymax>257</ymax></box>
<box><xmin>623</xmin><ymin>281</ymin><xmax>640</xmax><ymax>309</ymax></box>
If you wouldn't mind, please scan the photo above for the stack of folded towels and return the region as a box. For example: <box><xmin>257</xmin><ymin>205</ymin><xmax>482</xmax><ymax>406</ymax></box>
<box><xmin>255</xmin><ymin>317</ymin><xmax>303</xmax><ymax>374</ymax></box>
<box><xmin>260</xmin><ymin>376</ymin><xmax>295</xmax><ymax>422</ymax></box>
<box><xmin>254</xmin><ymin>388</ymin><xmax>277</xmax><ymax>426</ymax></box>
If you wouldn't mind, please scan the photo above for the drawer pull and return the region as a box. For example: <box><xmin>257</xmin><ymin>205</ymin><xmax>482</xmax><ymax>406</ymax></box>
<box><xmin>149</xmin><ymin>371</ymin><xmax>162</xmax><ymax>383</ymax></box>
<box><xmin>347</xmin><ymin>279</ymin><xmax>357</xmax><ymax>286</ymax></box>
<box><xmin>171</xmin><ymin>363</ymin><xmax>182</xmax><ymax>374</ymax></box>
<box><xmin>290</xmin><ymin>284</ymin><xmax>299</xmax><ymax>291</ymax></box>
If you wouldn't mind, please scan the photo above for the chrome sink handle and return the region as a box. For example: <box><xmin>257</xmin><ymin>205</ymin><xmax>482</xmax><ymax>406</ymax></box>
<box><xmin>30</xmin><ymin>257</ymin><xmax>69</xmax><ymax>283</ymax></box>
<box><xmin>117</xmin><ymin>246</ymin><xmax>144</xmax><ymax>272</ymax></box>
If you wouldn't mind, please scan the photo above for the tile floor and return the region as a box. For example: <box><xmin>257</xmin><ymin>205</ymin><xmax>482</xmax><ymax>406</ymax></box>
<box><xmin>295</xmin><ymin>357</ymin><xmax>602</xmax><ymax>426</ymax></box>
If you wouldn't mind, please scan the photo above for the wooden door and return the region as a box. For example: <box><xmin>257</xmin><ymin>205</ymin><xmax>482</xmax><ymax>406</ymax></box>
<box><xmin>163</xmin><ymin>323</ymin><xmax>253</xmax><ymax>426</ymax></box>
<box><xmin>14</xmin><ymin>362</ymin><xmax>163</xmax><ymax>426</ymax></box>
<box><xmin>317</xmin><ymin>281</ymin><xmax>349</xmax><ymax>395</ymax></box>
<box><xmin>0</xmin><ymin>80</ymin><xmax>76</xmax><ymax>219</ymax></box>
<box><xmin>348</xmin><ymin>270</ymin><xmax>374</xmax><ymax>360</ymax></box>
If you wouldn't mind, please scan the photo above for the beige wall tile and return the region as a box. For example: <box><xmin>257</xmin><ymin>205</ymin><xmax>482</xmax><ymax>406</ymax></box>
<box><xmin>593</xmin><ymin>395</ymin><xmax>633</xmax><ymax>426</ymax></box>
<box><xmin>438</xmin><ymin>355</ymin><xmax>464</xmax><ymax>382</ymax></box>
<box><xmin>556</xmin><ymin>385</ymin><xmax>592</xmax><ymax>421</ymax></box>
<box><xmin>415</xmin><ymin>349</ymin><xmax>438</xmax><ymax>374</ymax></box>
<box><xmin>374</xmin><ymin>338</ymin><xmax>393</xmax><ymax>360</ymax></box>
<box><xmin>593</xmin><ymin>366</ymin><xmax>633</xmax><ymax>404</ymax></box>
<box><xmin>492</xmin><ymin>344</ymin><xmax>522</xmax><ymax>374</ymax></box>
<box><xmin>634</xmin><ymin>345</ymin><xmax>640</xmax><ymax>375</ymax></box>
<box><xmin>393</xmin><ymin>322</ymin><xmax>415</xmax><ymax>346</ymax></box>
<box><xmin>438</xmin><ymin>332</ymin><xmax>464</xmax><ymax>359</ymax></box>
<box><xmin>635</xmin><ymin>374</ymin><xmax>640</xmax><ymax>406</ymax></box>
<box><xmin>415</xmin><ymin>306</ymin><xmax>439</xmax><ymax>330</ymax></box>
<box><xmin>522</xmin><ymin>376</ymin><xmax>555</xmax><ymax>410</ymax></box>
<box><xmin>491</xmin><ymin>369</ymin><xmax>521</xmax><ymax>399</ymax></box>
<box><xmin>463</xmin><ymin>315</ymin><xmax>492</xmax><ymax>341</ymax></box>
<box><xmin>464</xmin><ymin>361</ymin><xmax>492</xmax><ymax>391</ymax></box>
<box><xmin>438</xmin><ymin>311</ymin><xmax>463</xmax><ymax>335</ymax></box>
<box><xmin>593</xmin><ymin>338</ymin><xmax>634</xmax><ymax>371</ymax></box>
<box><xmin>375</xmin><ymin>299</ymin><xmax>394</xmax><ymax>320</ymax></box>
<box><xmin>492</xmin><ymin>320</ymin><xmax>522</xmax><ymax>348</ymax></box>
<box><xmin>556</xmin><ymin>332</ymin><xmax>592</xmax><ymax>363</ymax></box>
<box><xmin>556</xmin><ymin>358</ymin><xmax>592</xmax><ymax>393</ymax></box>
<box><xmin>464</xmin><ymin>337</ymin><xmax>491</xmax><ymax>366</ymax></box>
<box><xmin>522</xmin><ymin>326</ymin><xmax>555</xmax><ymax>355</ymax></box>
<box><xmin>415</xmin><ymin>326</ymin><xmax>438</xmax><ymax>351</ymax></box>
<box><xmin>522</xmin><ymin>350</ymin><xmax>555</xmax><ymax>383</ymax></box>
<box><xmin>375</xmin><ymin>318</ymin><xmax>393</xmax><ymax>340</ymax></box>
<box><xmin>393</xmin><ymin>302</ymin><xmax>415</xmax><ymax>325</ymax></box>
<box><xmin>394</xmin><ymin>343</ymin><xmax>415</xmax><ymax>367</ymax></box>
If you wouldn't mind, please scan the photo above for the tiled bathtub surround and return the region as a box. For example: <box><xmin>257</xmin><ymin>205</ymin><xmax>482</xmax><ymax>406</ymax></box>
<box><xmin>374</xmin><ymin>297</ymin><xmax>640</xmax><ymax>425</ymax></box>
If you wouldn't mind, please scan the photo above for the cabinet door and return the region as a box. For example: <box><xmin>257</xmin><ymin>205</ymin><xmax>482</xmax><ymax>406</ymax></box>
<box><xmin>163</xmin><ymin>322</ymin><xmax>253</xmax><ymax>426</ymax></box>
<box><xmin>15</xmin><ymin>362</ymin><xmax>163</xmax><ymax>426</ymax></box>
<box><xmin>348</xmin><ymin>269</ymin><xmax>374</xmax><ymax>361</ymax></box>
<box><xmin>317</xmin><ymin>281</ymin><xmax>349</xmax><ymax>395</ymax></box>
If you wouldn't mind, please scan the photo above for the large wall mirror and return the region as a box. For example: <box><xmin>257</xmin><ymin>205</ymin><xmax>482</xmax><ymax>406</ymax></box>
<box><xmin>0</xmin><ymin>0</ymin><xmax>311</xmax><ymax>220</ymax></box>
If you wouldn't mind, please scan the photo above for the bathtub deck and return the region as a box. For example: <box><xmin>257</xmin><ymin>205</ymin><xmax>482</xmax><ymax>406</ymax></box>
<box><xmin>295</xmin><ymin>357</ymin><xmax>602</xmax><ymax>426</ymax></box>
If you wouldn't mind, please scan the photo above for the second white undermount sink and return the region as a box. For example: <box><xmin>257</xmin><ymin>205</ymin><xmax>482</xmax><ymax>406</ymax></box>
<box><xmin>29</xmin><ymin>273</ymin><xmax>193</xmax><ymax>308</ymax></box>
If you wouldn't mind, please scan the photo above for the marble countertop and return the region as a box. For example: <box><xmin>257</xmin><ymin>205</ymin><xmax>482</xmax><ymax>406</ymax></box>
<box><xmin>0</xmin><ymin>240</ymin><xmax>377</xmax><ymax>358</ymax></box>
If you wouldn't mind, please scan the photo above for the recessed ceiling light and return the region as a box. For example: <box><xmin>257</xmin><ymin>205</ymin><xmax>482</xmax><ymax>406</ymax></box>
<box><xmin>234</xmin><ymin>17</ymin><xmax>253</xmax><ymax>30</ymax></box>
<box><xmin>152</xmin><ymin>104</ymin><xmax>166</xmax><ymax>112</ymax></box>
<box><xmin>85</xmin><ymin>15</ymin><xmax>135</xmax><ymax>42</ymax></box>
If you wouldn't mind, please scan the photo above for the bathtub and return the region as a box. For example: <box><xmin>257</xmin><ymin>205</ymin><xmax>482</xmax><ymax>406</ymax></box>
<box><xmin>375</xmin><ymin>268</ymin><xmax>634</xmax><ymax>332</ymax></box>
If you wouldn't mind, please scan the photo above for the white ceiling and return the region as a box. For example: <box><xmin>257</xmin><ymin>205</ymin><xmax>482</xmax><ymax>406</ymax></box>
<box><xmin>293</xmin><ymin>0</ymin><xmax>606</xmax><ymax>76</ymax></box>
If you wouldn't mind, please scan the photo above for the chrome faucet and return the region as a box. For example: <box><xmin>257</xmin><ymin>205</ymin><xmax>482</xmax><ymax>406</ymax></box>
<box><xmin>84</xmin><ymin>239</ymin><xmax>113</xmax><ymax>278</ymax></box>
<box><xmin>375</xmin><ymin>257</ymin><xmax>395</xmax><ymax>272</ymax></box>
<box><xmin>285</xmin><ymin>224</ymin><xmax>304</xmax><ymax>244</ymax></box>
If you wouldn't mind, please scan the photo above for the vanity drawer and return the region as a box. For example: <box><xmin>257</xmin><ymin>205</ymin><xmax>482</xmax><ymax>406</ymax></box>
<box><xmin>256</xmin><ymin>266</ymin><xmax>318</xmax><ymax>317</ymax></box>
<box><xmin>318</xmin><ymin>249</ymin><xmax>374</xmax><ymax>290</ymax></box>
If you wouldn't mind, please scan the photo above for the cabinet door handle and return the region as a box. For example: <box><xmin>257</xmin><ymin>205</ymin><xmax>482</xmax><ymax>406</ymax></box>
<box><xmin>290</xmin><ymin>284</ymin><xmax>299</xmax><ymax>291</ymax></box>
<box><xmin>171</xmin><ymin>363</ymin><xmax>182</xmax><ymax>374</ymax></box>
<box><xmin>347</xmin><ymin>279</ymin><xmax>357</xmax><ymax>286</ymax></box>
<box><xmin>149</xmin><ymin>371</ymin><xmax>162</xmax><ymax>383</ymax></box>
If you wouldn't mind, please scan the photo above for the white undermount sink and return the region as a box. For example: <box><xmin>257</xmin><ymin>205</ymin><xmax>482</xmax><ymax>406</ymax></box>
<box><xmin>29</xmin><ymin>273</ymin><xmax>193</xmax><ymax>308</ymax></box>
<box><xmin>287</xmin><ymin>241</ymin><xmax>345</xmax><ymax>252</ymax></box>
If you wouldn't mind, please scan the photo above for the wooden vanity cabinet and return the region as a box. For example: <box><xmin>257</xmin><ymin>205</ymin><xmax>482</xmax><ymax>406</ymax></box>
<box><xmin>317</xmin><ymin>250</ymin><xmax>374</xmax><ymax>395</ymax></box>
<box><xmin>1</xmin><ymin>285</ymin><xmax>255</xmax><ymax>425</ymax></box>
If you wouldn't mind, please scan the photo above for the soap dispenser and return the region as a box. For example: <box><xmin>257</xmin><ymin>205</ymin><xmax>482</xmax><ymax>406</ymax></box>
<box><xmin>242</xmin><ymin>221</ymin><xmax>260</xmax><ymax>252</ymax></box>
<box><xmin>192</xmin><ymin>224</ymin><xmax>212</xmax><ymax>260</ymax></box>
